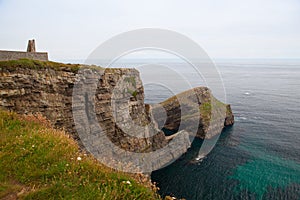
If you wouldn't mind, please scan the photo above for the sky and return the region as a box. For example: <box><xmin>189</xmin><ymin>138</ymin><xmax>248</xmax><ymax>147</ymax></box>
<box><xmin>0</xmin><ymin>0</ymin><xmax>299</xmax><ymax>62</ymax></box>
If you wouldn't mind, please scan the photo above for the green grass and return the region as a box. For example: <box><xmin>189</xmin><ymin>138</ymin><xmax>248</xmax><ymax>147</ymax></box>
<box><xmin>199</xmin><ymin>97</ymin><xmax>227</xmax><ymax>124</ymax></box>
<box><xmin>127</xmin><ymin>89</ymin><xmax>138</xmax><ymax>99</ymax></box>
<box><xmin>132</xmin><ymin>90</ymin><xmax>138</xmax><ymax>98</ymax></box>
<box><xmin>0</xmin><ymin>59</ymin><xmax>134</xmax><ymax>74</ymax></box>
<box><xmin>123</xmin><ymin>77</ymin><xmax>136</xmax><ymax>88</ymax></box>
<box><xmin>199</xmin><ymin>102</ymin><xmax>212</xmax><ymax>123</ymax></box>
<box><xmin>0</xmin><ymin>110</ymin><xmax>160</xmax><ymax>200</ymax></box>
<box><xmin>0</xmin><ymin>58</ymin><xmax>81</xmax><ymax>72</ymax></box>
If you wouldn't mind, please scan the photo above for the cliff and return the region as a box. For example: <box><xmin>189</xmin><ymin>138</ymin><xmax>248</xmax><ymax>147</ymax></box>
<box><xmin>151</xmin><ymin>87</ymin><xmax>234</xmax><ymax>139</ymax></box>
<box><xmin>0</xmin><ymin>59</ymin><xmax>234</xmax><ymax>158</ymax></box>
<box><xmin>0</xmin><ymin>59</ymin><xmax>167</xmax><ymax>154</ymax></box>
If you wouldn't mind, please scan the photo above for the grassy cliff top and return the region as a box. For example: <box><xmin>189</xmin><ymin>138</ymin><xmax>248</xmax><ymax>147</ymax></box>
<box><xmin>0</xmin><ymin>110</ymin><xmax>160</xmax><ymax>199</ymax></box>
<box><xmin>0</xmin><ymin>59</ymin><xmax>81</xmax><ymax>72</ymax></box>
<box><xmin>0</xmin><ymin>59</ymin><xmax>136</xmax><ymax>73</ymax></box>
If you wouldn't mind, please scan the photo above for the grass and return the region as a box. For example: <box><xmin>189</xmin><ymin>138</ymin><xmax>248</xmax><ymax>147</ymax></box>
<box><xmin>199</xmin><ymin>97</ymin><xmax>227</xmax><ymax>124</ymax></box>
<box><xmin>127</xmin><ymin>89</ymin><xmax>138</xmax><ymax>99</ymax></box>
<box><xmin>0</xmin><ymin>58</ymin><xmax>81</xmax><ymax>73</ymax></box>
<box><xmin>0</xmin><ymin>110</ymin><xmax>160</xmax><ymax>200</ymax></box>
<box><xmin>123</xmin><ymin>77</ymin><xmax>136</xmax><ymax>88</ymax></box>
<box><xmin>131</xmin><ymin>90</ymin><xmax>138</xmax><ymax>98</ymax></box>
<box><xmin>0</xmin><ymin>59</ymin><xmax>136</xmax><ymax>75</ymax></box>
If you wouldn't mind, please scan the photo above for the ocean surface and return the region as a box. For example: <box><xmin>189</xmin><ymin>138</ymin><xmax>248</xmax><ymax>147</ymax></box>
<box><xmin>148</xmin><ymin>59</ymin><xmax>300</xmax><ymax>200</ymax></box>
<box><xmin>72</xmin><ymin>58</ymin><xmax>300</xmax><ymax>200</ymax></box>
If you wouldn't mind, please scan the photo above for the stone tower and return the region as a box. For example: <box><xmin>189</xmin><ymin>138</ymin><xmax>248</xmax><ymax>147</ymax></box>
<box><xmin>27</xmin><ymin>39</ymin><xmax>36</xmax><ymax>52</ymax></box>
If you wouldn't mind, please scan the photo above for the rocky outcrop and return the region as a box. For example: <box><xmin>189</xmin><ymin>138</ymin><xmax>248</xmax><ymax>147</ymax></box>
<box><xmin>225</xmin><ymin>104</ymin><xmax>235</xmax><ymax>126</ymax></box>
<box><xmin>0</xmin><ymin>59</ymin><xmax>234</xmax><ymax>155</ymax></box>
<box><xmin>150</xmin><ymin>87</ymin><xmax>234</xmax><ymax>139</ymax></box>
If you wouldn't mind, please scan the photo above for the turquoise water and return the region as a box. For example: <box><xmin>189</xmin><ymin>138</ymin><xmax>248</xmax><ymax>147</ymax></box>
<box><xmin>149</xmin><ymin>60</ymin><xmax>300</xmax><ymax>200</ymax></box>
<box><xmin>229</xmin><ymin>145</ymin><xmax>300</xmax><ymax>199</ymax></box>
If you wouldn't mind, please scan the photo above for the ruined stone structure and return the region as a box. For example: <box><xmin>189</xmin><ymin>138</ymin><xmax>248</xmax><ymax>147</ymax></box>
<box><xmin>0</xmin><ymin>40</ymin><xmax>48</xmax><ymax>61</ymax></box>
<box><xmin>27</xmin><ymin>39</ymin><xmax>36</xmax><ymax>52</ymax></box>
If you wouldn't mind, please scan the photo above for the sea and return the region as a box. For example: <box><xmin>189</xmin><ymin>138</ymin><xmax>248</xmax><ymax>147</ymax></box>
<box><xmin>149</xmin><ymin>59</ymin><xmax>300</xmax><ymax>200</ymax></box>
<box><xmin>66</xmin><ymin>58</ymin><xmax>300</xmax><ymax>200</ymax></box>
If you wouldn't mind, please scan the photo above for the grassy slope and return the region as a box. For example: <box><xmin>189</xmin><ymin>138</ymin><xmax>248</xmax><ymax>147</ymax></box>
<box><xmin>0</xmin><ymin>58</ymin><xmax>81</xmax><ymax>72</ymax></box>
<box><xmin>0</xmin><ymin>58</ymin><xmax>130</xmax><ymax>73</ymax></box>
<box><xmin>0</xmin><ymin>110</ymin><xmax>160</xmax><ymax>200</ymax></box>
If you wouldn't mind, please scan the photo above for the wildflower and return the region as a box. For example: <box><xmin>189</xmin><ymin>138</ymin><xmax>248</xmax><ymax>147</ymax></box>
<box><xmin>77</xmin><ymin>156</ymin><xmax>82</xmax><ymax>161</ymax></box>
<box><xmin>122</xmin><ymin>180</ymin><xmax>131</xmax><ymax>185</ymax></box>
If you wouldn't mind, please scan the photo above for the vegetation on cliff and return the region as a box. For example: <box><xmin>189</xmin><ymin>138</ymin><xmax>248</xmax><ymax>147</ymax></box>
<box><xmin>0</xmin><ymin>58</ymin><xmax>81</xmax><ymax>72</ymax></box>
<box><xmin>199</xmin><ymin>96</ymin><xmax>227</xmax><ymax>125</ymax></box>
<box><xmin>0</xmin><ymin>110</ymin><xmax>160</xmax><ymax>199</ymax></box>
<box><xmin>151</xmin><ymin>87</ymin><xmax>234</xmax><ymax>139</ymax></box>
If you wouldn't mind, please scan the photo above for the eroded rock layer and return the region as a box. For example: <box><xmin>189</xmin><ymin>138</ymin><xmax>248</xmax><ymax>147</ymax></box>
<box><xmin>0</xmin><ymin>60</ymin><xmax>234</xmax><ymax>156</ymax></box>
<box><xmin>150</xmin><ymin>87</ymin><xmax>234</xmax><ymax>139</ymax></box>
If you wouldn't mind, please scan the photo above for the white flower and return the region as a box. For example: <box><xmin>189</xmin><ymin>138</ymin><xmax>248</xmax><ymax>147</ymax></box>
<box><xmin>32</xmin><ymin>145</ymin><xmax>35</xmax><ymax>148</ymax></box>
<box><xmin>77</xmin><ymin>156</ymin><xmax>82</xmax><ymax>161</ymax></box>
<box><xmin>122</xmin><ymin>180</ymin><xmax>131</xmax><ymax>185</ymax></box>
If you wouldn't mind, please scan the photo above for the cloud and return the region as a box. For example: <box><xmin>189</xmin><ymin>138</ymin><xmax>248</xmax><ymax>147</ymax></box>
<box><xmin>0</xmin><ymin>0</ymin><xmax>299</xmax><ymax>60</ymax></box>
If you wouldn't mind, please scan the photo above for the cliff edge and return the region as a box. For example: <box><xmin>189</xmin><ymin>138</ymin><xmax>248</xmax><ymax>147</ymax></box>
<box><xmin>0</xmin><ymin>59</ymin><xmax>234</xmax><ymax>156</ymax></box>
<box><xmin>150</xmin><ymin>87</ymin><xmax>234</xmax><ymax>139</ymax></box>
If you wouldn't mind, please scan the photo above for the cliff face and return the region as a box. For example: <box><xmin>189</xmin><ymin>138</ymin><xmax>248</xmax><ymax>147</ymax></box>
<box><xmin>150</xmin><ymin>87</ymin><xmax>234</xmax><ymax>139</ymax></box>
<box><xmin>0</xmin><ymin>61</ymin><xmax>166</xmax><ymax>153</ymax></box>
<box><xmin>0</xmin><ymin>59</ymin><xmax>234</xmax><ymax>155</ymax></box>
<box><xmin>0</xmin><ymin>66</ymin><xmax>76</xmax><ymax>132</ymax></box>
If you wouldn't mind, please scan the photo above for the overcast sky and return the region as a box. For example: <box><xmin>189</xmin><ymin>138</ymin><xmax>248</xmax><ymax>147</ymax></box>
<box><xmin>0</xmin><ymin>0</ymin><xmax>299</xmax><ymax>61</ymax></box>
